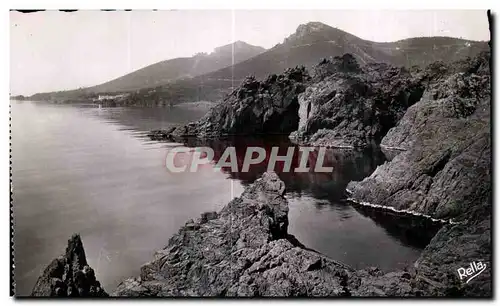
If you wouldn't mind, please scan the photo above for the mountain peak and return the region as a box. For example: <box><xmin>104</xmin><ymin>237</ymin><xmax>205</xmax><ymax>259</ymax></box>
<box><xmin>293</xmin><ymin>22</ymin><xmax>333</xmax><ymax>38</ymax></box>
<box><xmin>282</xmin><ymin>21</ymin><xmax>360</xmax><ymax>47</ymax></box>
<box><xmin>296</xmin><ymin>21</ymin><xmax>331</xmax><ymax>34</ymax></box>
<box><xmin>213</xmin><ymin>41</ymin><xmax>265</xmax><ymax>55</ymax></box>
<box><xmin>283</xmin><ymin>21</ymin><xmax>334</xmax><ymax>44</ymax></box>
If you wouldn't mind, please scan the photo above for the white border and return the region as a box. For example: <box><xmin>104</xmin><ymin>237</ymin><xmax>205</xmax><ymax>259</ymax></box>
<box><xmin>2</xmin><ymin>1</ymin><xmax>499</xmax><ymax>305</ymax></box>
<box><xmin>3</xmin><ymin>0</ymin><xmax>498</xmax><ymax>10</ymax></box>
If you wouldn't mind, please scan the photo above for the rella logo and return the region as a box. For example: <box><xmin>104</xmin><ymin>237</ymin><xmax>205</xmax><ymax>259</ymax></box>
<box><xmin>457</xmin><ymin>261</ymin><xmax>487</xmax><ymax>284</ymax></box>
<box><xmin>165</xmin><ymin>146</ymin><xmax>334</xmax><ymax>173</ymax></box>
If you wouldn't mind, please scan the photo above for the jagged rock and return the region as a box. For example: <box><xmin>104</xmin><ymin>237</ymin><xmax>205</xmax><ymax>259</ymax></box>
<box><xmin>151</xmin><ymin>53</ymin><xmax>489</xmax><ymax>147</ymax></box>
<box><xmin>110</xmin><ymin>171</ymin><xmax>455</xmax><ymax>297</ymax></box>
<box><xmin>290</xmin><ymin>54</ymin><xmax>425</xmax><ymax>148</ymax></box>
<box><xmin>197</xmin><ymin>67</ymin><xmax>309</xmax><ymax>138</ymax></box>
<box><xmin>149</xmin><ymin>54</ymin><xmax>426</xmax><ymax>147</ymax></box>
<box><xmin>112</xmin><ymin>172</ymin><xmax>358</xmax><ymax>297</ymax></box>
<box><xmin>31</xmin><ymin>234</ymin><xmax>108</xmax><ymax>297</ymax></box>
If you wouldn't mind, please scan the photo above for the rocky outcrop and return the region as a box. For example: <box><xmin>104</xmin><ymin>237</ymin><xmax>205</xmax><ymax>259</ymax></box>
<box><xmin>152</xmin><ymin>54</ymin><xmax>425</xmax><ymax>148</ymax></box>
<box><xmin>31</xmin><ymin>170</ymin><xmax>490</xmax><ymax>297</ymax></box>
<box><xmin>113</xmin><ymin>171</ymin><xmax>448</xmax><ymax>297</ymax></box>
<box><xmin>346</xmin><ymin>51</ymin><xmax>491</xmax><ymax>296</ymax></box>
<box><xmin>411</xmin><ymin>211</ymin><xmax>491</xmax><ymax>297</ymax></box>
<box><xmin>162</xmin><ymin>66</ymin><xmax>310</xmax><ymax>139</ymax></box>
<box><xmin>112</xmin><ymin>172</ymin><xmax>355</xmax><ymax>297</ymax></box>
<box><xmin>31</xmin><ymin>234</ymin><xmax>108</xmax><ymax>297</ymax></box>
<box><xmin>346</xmin><ymin>52</ymin><xmax>491</xmax><ymax>221</ymax></box>
<box><xmin>152</xmin><ymin>52</ymin><xmax>489</xmax><ymax>150</ymax></box>
<box><xmin>290</xmin><ymin>54</ymin><xmax>425</xmax><ymax>147</ymax></box>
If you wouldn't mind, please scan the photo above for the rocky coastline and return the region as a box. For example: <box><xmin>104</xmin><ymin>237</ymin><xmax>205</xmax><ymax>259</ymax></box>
<box><xmin>31</xmin><ymin>51</ymin><xmax>491</xmax><ymax>297</ymax></box>
<box><xmin>32</xmin><ymin>172</ymin><xmax>441</xmax><ymax>297</ymax></box>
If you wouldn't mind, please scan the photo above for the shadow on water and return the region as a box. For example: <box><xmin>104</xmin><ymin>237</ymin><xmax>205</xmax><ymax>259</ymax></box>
<box><xmin>349</xmin><ymin>203</ymin><xmax>443</xmax><ymax>249</ymax></box>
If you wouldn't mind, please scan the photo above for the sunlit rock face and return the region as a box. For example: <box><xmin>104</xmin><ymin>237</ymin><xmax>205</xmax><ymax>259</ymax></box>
<box><xmin>292</xmin><ymin>54</ymin><xmax>425</xmax><ymax>148</ymax></box>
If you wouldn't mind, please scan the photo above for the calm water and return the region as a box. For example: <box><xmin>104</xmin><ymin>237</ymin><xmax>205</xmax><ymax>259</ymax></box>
<box><xmin>12</xmin><ymin>101</ymin><xmax>428</xmax><ymax>296</ymax></box>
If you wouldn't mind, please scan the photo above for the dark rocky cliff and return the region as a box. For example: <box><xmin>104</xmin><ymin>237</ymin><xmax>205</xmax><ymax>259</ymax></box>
<box><xmin>165</xmin><ymin>66</ymin><xmax>310</xmax><ymax>138</ymax></box>
<box><xmin>346</xmin><ymin>51</ymin><xmax>491</xmax><ymax>296</ymax></box>
<box><xmin>346</xmin><ymin>51</ymin><xmax>490</xmax><ymax>220</ymax></box>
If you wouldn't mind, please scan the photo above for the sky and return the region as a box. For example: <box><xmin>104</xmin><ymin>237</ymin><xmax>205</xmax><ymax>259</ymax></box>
<box><xmin>10</xmin><ymin>10</ymin><xmax>490</xmax><ymax>96</ymax></box>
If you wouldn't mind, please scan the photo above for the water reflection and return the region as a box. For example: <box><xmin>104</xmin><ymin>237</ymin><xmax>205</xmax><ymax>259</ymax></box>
<box><xmin>78</xmin><ymin>104</ymin><xmax>435</xmax><ymax>271</ymax></box>
<box><xmin>181</xmin><ymin>136</ymin><xmax>386</xmax><ymax>200</ymax></box>
<box><xmin>350</xmin><ymin>203</ymin><xmax>443</xmax><ymax>249</ymax></box>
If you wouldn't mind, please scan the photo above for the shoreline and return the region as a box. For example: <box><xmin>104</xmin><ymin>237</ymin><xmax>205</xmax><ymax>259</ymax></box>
<box><xmin>32</xmin><ymin>172</ymin><xmax>433</xmax><ymax>297</ymax></box>
<box><xmin>29</xmin><ymin>51</ymin><xmax>491</xmax><ymax>297</ymax></box>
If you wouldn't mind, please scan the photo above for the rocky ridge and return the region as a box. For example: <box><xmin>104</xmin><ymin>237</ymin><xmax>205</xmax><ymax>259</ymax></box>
<box><xmin>166</xmin><ymin>66</ymin><xmax>311</xmax><ymax>138</ymax></box>
<box><xmin>151</xmin><ymin>51</ymin><xmax>489</xmax><ymax>150</ymax></box>
<box><xmin>112</xmin><ymin>172</ymin><xmax>356</xmax><ymax>297</ymax></box>
<box><xmin>346</xmin><ymin>51</ymin><xmax>491</xmax><ymax>220</ymax></box>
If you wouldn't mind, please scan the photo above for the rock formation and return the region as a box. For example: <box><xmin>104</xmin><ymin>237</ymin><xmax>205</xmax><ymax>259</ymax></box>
<box><xmin>346</xmin><ymin>51</ymin><xmax>490</xmax><ymax>220</ymax></box>
<box><xmin>164</xmin><ymin>66</ymin><xmax>310</xmax><ymax>138</ymax></box>
<box><xmin>346</xmin><ymin>51</ymin><xmax>491</xmax><ymax>296</ymax></box>
<box><xmin>31</xmin><ymin>51</ymin><xmax>491</xmax><ymax>297</ymax></box>
<box><xmin>290</xmin><ymin>54</ymin><xmax>425</xmax><ymax>147</ymax></box>
<box><xmin>31</xmin><ymin>168</ymin><xmax>491</xmax><ymax>297</ymax></box>
<box><xmin>112</xmin><ymin>172</ymin><xmax>357</xmax><ymax>297</ymax></box>
<box><xmin>31</xmin><ymin>234</ymin><xmax>108</xmax><ymax>297</ymax></box>
<box><xmin>150</xmin><ymin>54</ymin><xmax>425</xmax><ymax>147</ymax></box>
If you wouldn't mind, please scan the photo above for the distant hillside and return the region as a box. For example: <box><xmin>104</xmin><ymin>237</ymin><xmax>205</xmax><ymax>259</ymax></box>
<box><xmin>86</xmin><ymin>41</ymin><xmax>265</xmax><ymax>93</ymax></box>
<box><xmin>137</xmin><ymin>22</ymin><xmax>488</xmax><ymax>105</ymax></box>
<box><xmin>29</xmin><ymin>21</ymin><xmax>488</xmax><ymax>104</ymax></box>
<box><xmin>29</xmin><ymin>41</ymin><xmax>265</xmax><ymax>101</ymax></box>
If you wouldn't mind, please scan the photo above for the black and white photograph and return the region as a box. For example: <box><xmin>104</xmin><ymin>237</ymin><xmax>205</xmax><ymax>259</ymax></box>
<box><xmin>8</xmin><ymin>6</ymin><xmax>493</xmax><ymax>298</ymax></box>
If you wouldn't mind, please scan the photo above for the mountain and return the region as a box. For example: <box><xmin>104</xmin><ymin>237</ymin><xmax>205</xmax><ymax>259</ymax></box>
<box><xmin>86</xmin><ymin>41</ymin><xmax>266</xmax><ymax>93</ymax></box>
<box><xmin>29</xmin><ymin>41</ymin><xmax>266</xmax><ymax>101</ymax></box>
<box><xmin>194</xmin><ymin>22</ymin><xmax>488</xmax><ymax>81</ymax></box>
<box><xmin>28</xmin><ymin>21</ymin><xmax>488</xmax><ymax>104</ymax></box>
<box><xmin>135</xmin><ymin>22</ymin><xmax>487</xmax><ymax>105</ymax></box>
